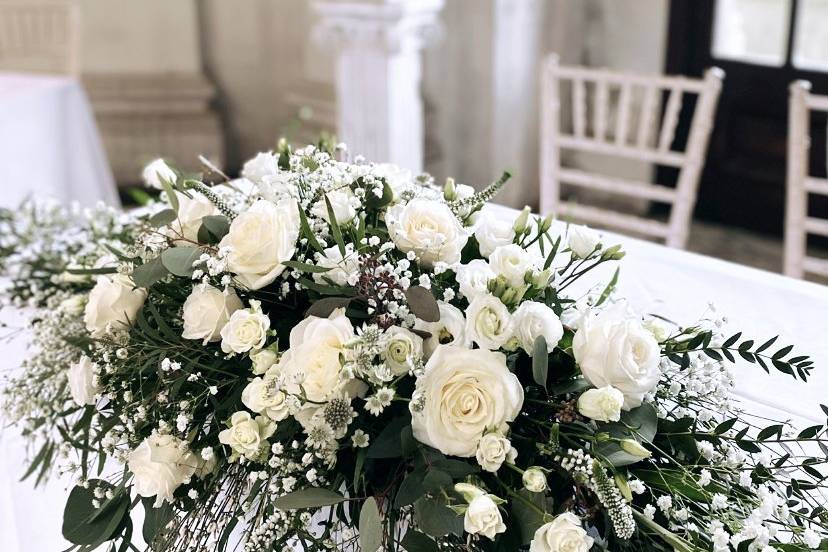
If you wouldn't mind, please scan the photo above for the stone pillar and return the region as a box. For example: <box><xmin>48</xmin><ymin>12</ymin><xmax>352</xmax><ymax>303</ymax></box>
<box><xmin>312</xmin><ymin>0</ymin><xmax>444</xmax><ymax>172</ymax></box>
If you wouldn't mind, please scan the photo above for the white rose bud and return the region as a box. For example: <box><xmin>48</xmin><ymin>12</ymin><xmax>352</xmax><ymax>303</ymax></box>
<box><xmin>475</xmin><ymin>433</ymin><xmax>517</xmax><ymax>473</ymax></box>
<box><xmin>169</xmin><ymin>191</ymin><xmax>219</xmax><ymax>243</ymax></box>
<box><xmin>241</xmin><ymin>152</ymin><xmax>280</xmax><ymax>185</ymax></box>
<box><xmin>488</xmin><ymin>244</ymin><xmax>538</xmax><ymax>287</ymax></box>
<box><xmin>522</xmin><ymin>467</ymin><xmax>548</xmax><ymax>493</ymax></box>
<box><xmin>218</xmin><ymin>411</ymin><xmax>276</xmax><ymax>460</ymax></box>
<box><xmin>621</xmin><ymin>439</ymin><xmax>652</xmax><ymax>458</ymax></box>
<box><xmin>241</xmin><ymin>377</ymin><xmax>290</xmax><ymax>421</ymax></box>
<box><xmin>474</xmin><ymin>217</ymin><xmax>516</xmax><ymax>257</ymax></box>
<box><xmin>576</xmin><ymin>386</ymin><xmax>625</xmax><ymax>423</ymax></box>
<box><xmin>568</xmin><ymin>225</ymin><xmax>600</xmax><ymax>259</ymax></box>
<box><xmin>463</xmin><ymin>494</ymin><xmax>506</xmax><ymax>541</ymax></box>
<box><xmin>454</xmin><ymin>259</ymin><xmax>495</xmax><ymax>301</ymax></box>
<box><xmin>142</xmin><ymin>158</ymin><xmax>177</xmax><ymax>190</ymax></box>
<box><xmin>182</xmin><ymin>285</ymin><xmax>243</xmax><ymax>344</ymax></box>
<box><xmin>67</xmin><ymin>356</ymin><xmax>99</xmax><ymax>406</ymax></box>
<box><xmin>530</xmin><ymin>513</ymin><xmax>594</xmax><ymax>552</ymax></box>
<box><xmin>128</xmin><ymin>433</ymin><xmax>197</xmax><ymax>507</ymax></box>
<box><xmin>512</xmin><ymin>301</ymin><xmax>564</xmax><ymax>355</ymax></box>
<box><xmin>84</xmin><ymin>274</ymin><xmax>147</xmax><ymax>337</ymax></box>
<box><xmin>220</xmin><ymin>304</ymin><xmax>270</xmax><ymax>354</ymax></box>
<box><xmin>465</xmin><ymin>294</ymin><xmax>513</xmax><ymax>350</ymax></box>
<box><xmin>250</xmin><ymin>347</ymin><xmax>278</xmax><ymax>375</ymax></box>
<box><xmin>382</xmin><ymin>326</ymin><xmax>423</xmax><ymax>376</ymax></box>
<box><xmin>386</xmin><ymin>199</ymin><xmax>469</xmax><ymax>267</ymax></box>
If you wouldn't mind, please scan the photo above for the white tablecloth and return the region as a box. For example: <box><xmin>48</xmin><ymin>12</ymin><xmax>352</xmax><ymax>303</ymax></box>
<box><xmin>0</xmin><ymin>73</ymin><xmax>119</xmax><ymax>208</ymax></box>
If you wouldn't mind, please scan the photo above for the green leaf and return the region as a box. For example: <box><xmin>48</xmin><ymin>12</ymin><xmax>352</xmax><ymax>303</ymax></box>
<box><xmin>148</xmin><ymin>208</ymin><xmax>177</xmax><ymax>228</ymax></box>
<box><xmin>282</xmin><ymin>260</ymin><xmax>333</xmax><ymax>274</ymax></box>
<box><xmin>141</xmin><ymin>498</ymin><xmax>173</xmax><ymax>546</ymax></box>
<box><xmin>595</xmin><ymin>267</ymin><xmax>619</xmax><ymax>307</ymax></box>
<box><xmin>274</xmin><ymin>488</ymin><xmax>346</xmax><ymax>510</ymax></box>
<box><xmin>131</xmin><ymin>256</ymin><xmax>169</xmax><ymax>288</ymax></box>
<box><xmin>200</xmin><ymin>215</ymin><xmax>230</xmax><ymax>240</ymax></box>
<box><xmin>160</xmin><ymin>175</ymin><xmax>179</xmax><ymax>212</ymax></box>
<box><xmin>421</xmin><ymin>469</ymin><xmax>452</xmax><ymax>493</ymax></box>
<box><xmin>306</xmin><ymin>297</ymin><xmax>352</xmax><ymax>318</ymax></box>
<box><xmin>297</xmin><ymin>202</ymin><xmax>324</xmax><ymax>253</ymax></box>
<box><xmin>413</xmin><ymin>496</ymin><xmax>463</xmax><ymax>538</ymax></box>
<box><xmin>395</xmin><ymin>470</ymin><xmax>427</xmax><ymax>508</ymax></box>
<box><xmin>367</xmin><ymin>417</ymin><xmax>410</xmax><ymax>459</ymax></box>
<box><xmin>511</xmin><ymin>489</ymin><xmax>549</xmax><ymax>545</ymax></box>
<box><xmin>405</xmin><ymin>286</ymin><xmax>440</xmax><ymax>322</ymax></box>
<box><xmin>366</xmin><ymin>179</ymin><xmax>394</xmax><ymax>209</ymax></box>
<box><xmin>532</xmin><ymin>337</ymin><xmax>548</xmax><ymax>389</ymax></box>
<box><xmin>400</xmin><ymin>529</ymin><xmax>439</xmax><ymax>552</ymax></box>
<box><xmin>62</xmin><ymin>482</ymin><xmax>130</xmax><ymax>546</ymax></box>
<box><xmin>632</xmin><ymin>510</ymin><xmax>698</xmax><ymax>552</ymax></box>
<box><xmin>324</xmin><ymin>194</ymin><xmax>347</xmax><ymax>256</ymax></box>
<box><xmin>359</xmin><ymin>497</ymin><xmax>382</xmax><ymax>552</ymax></box>
<box><xmin>160</xmin><ymin>246</ymin><xmax>201</xmax><ymax>277</ymax></box>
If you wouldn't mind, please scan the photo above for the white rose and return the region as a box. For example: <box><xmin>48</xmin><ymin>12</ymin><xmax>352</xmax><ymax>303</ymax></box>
<box><xmin>372</xmin><ymin>163</ymin><xmax>413</xmax><ymax>199</ymax></box>
<box><xmin>84</xmin><ymin>274</ymin><xmax>147</xmax><ymax>337</ymax></box>
<box><xmin>475</xmin><ymin>433</ymin><xmax>517</xmax><ymax>473</ymax></box>
<box><xmin>169</xmin><ymin>191</ymin><xmax>219</xmax><ymax>243</ymax></box>
<box><xmin>241</xmin><ymin>152</ymin><xmax>280</xmax><ymax>185</ymax></box>
<box><xmin>455</xmin><ymin>259</ymin><xmax>495</xmax><ymax>301</ymax></box>
<box><xmin>313</xmin><ymin>244</ymin><xmax>359</xmax><ymax>287</ymax></box>
<box><xmin>488</xmin><ymin>244</ymin><xmax>538</xmax><ymax>287</ymax></box>
<box><xmin>313</xmin><ymin>189</ymin><xmax>357</xmax><ymax>226</ymax></box>
<box><xmin>259</xmin><ymin>171</ymin><xmax>296</xmax><ymax>201</ymax></box>
<box><xmin>68</xmin><ymin>356</ymin><xmax>99</xmax><ymax>406</ymax></box>
<box><xmin>182</xmin><ymin>285</ymin><xmax>243</xmax><ymax>344</ymax></box>
<box><xmin>241</xmin><ymin>377</ymin><xmax>290</xmax><ymax>421</ymax></box>
<box><xmin>530</xmin><ymin>513</ymin><xmax>594</xmax><ymax>552</ymax></box>
<box><xmin>464</xmin><ymin>494</ymin><xmax>506</xmax><ymax>540</ymax></box>
<box><xmin>474</xmin><ymin>217</ymin><xmax>516</xmax><ymax>257</ymax></box>
<box><xmin>576</xmin><ymin>385</ymin><xmax>624</xmax><ymax>422</ymax></box>
<box><xmin>220</xmin><ymin>199</ymin><xmax>299</xmax><ymax>290</ymax></box>
<box><xmin>250</xmin><ymin>347</ymin><xmax>278</xmax><ymax>375</ymax></box>
<box><xmin>414</xmin><ymin>301</ymin><xmax>470</xmax><ymax>359</ymax></box>
<box><xmin>382</xmin><ymin>326</ymin><xmax>423</xmax><ymax>376</ymax></box>
<box><xmin>386</xmin><ymin>199</ymin><xmax>469</xmax><ymax>267</ymax></box>
<box><xmin>218</xmin><ymin>411</ymin><xmax>276</xmax><ymax>460</ymax></box>
<box><xmin>220</xmin><ymin>304</ymin><xmax>270</xmax><ymax>354</ymax></box>
<box><xmin>513</xmin><ymin>301</ymin><xmax>564</xmax><ymax>354</ymax></box>
<box><xmin>142</xmin><ymin>158</ymin><xmax>177</xmax><ymax>190</ymax></box>
<box><xmin>568</xmin><ymin>225</ymin><xmax>600</xmax><ymax>259</ymax></box>
<box><xmin>465</xmin><ymin>294</ymin><xmax>513</xmax><ymax>350</ymax></box>
<box><xmin>522</xmin><ymin>467</ymin><xmax>548</xmax><ymax>492</ymax></box>
<box><xmin>411</xmin><ymin>346</ymin><xmax>523</xmax><ymax>457</ymax></box>
<box><xmin>572</xmin><ymin>305</ymin><xmax>661</xmax><ymax>410</ymax></box>
<box><xmin>128</xmin><ymin>433</ymin><xmax>198</xmax><ymax>507</ymax></box>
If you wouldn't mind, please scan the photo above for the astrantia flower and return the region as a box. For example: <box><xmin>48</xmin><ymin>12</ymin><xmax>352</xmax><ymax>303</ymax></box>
<box><xmin>351</xmin><ymin>430</ymin><xmax>370</xmax><ymax>448</ymax></box>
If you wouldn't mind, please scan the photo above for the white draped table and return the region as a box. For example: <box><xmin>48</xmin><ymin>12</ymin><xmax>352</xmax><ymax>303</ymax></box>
<box><xmin>0</xmin><ymin>73</ymin><xmax>119</xmax><ymax>208</ymax></box>
<box><xmin>1</xmin><ymin>204</ymin><xmax>827</xmax><ymax>550</ymax></box>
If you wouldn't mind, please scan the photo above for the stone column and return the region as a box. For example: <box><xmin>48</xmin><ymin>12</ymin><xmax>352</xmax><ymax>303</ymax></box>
<box><xmin>312</xmin><ymin>0</ymin><xmax>444</xmax><ymax>172</ymax></box>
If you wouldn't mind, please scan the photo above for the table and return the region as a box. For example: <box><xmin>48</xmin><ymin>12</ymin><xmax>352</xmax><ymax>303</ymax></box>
<box><xmin>0</xmin><ymin>73</ymin><xmax>119</xmax><ymax>208</ymax></box>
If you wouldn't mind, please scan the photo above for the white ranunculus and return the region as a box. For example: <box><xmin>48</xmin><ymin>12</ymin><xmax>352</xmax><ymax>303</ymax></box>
<box><xmin>220</xmin><ymin>199</ymin><xmax>300</xmax><ymax>290</ymax></box>
<box><xmin>530</xmin><ymin>513</ymin><xmax>594</xmax><ymax>552</ymax></box>
<box><xmin>411</xmin><ymin>346</ymin><xmax>523</xmax><ymax>457</ymax></box>
<box><xmin>522</xmin><ymin>467</ymin><xmax>548</xmax><ymax>492</ymax></box>
<box><xmin>572</xmin><ymin>305</ymin><xmax>661</xmax><ymax>410</ymax></box>
<box><xmin>68</xmin><ymin>356</ymin><xmax>99</xmax><ymax>406</ymax></box>
<box><xmin>386</xmin><ymin>199</ymin><xmax>469</xmax><ymax>267</ymax></box>
<box><xmin>474</xmin><ymin>217</ymin><xmax>516</xmax><ymax>257</ymax></box>
<box><xmin>182</xmin><ymin>285</ymin><xmax>243</xmax><ymax>344</ymax></box>
<box><xmin>464</xmin><ymin>494</ymin><xmax>506</xmax><ymax>540</ymax></box>
<box><xmin>169</xmin><ymin>191</ymin><xmax>219</xmax><ymax>243</ymax></box>
<box><xmin>454</xmin><ymin>259</ymin><xmax>495</xmax><ymax>301</ymax></box>
<box><xmin>142</xmin><ymin>158</ymin><xmax>177</xmax><ymax>190</ymax></box>
<box><xmin>382</xmin><ymin>326</ymin><xmax>423</xmax><ymax>376</ymax></box>
<box><xmin>218</xmin><ymin>411</ymin><xmax>276</xmax><ymax>460</ymax></box>
<box><xmin>84</xmin><ymin>274</ymin><xmax>147</xmax><ymax>337</ymax></box>
<box><xmin>568</xmin><ymin>225</ymin><xmax>600</xmax><ymax>259</ymax></box>
<box><xmin>241</xmin><ymin>377</ymin><xmax>290</xmax><ymax>421</ymax></box>
<box><xmin>513</xmin><ymin>301</ymin><xmax>564</xmax><ymax>355</ymax></box>
<box><xmin>220</xmin><ymin>304</ymin><xmax>270</xmax><ymax>354</ymax></box>
<box><xmin>241</xmin><ymin>152</ymin><xmax>280</xmax><ymax>185</ymax></box>
<box><xmin>488</xmin><ymin>244</ymin><xmax>538</xmax><ymax>287</ymax></box>
<box><xmin>414</xmin><ymin>301</ymin><xmax>470</xmax><ymax>359</ymax></box>
<box><xmin>475</xmin><ymin>433</ymin><xmax>517</xmax><ymax>473</ymax></box>
<box><xmin>128</xmin><ymin>433</ymin><xmax>198</xmax><ymax>507</ymax></box>
<box><xmin>465</xmin><ymin>294</ymin><xmax>513</xmax><ymax>350</ymax></box>
<box><xmin>576</xmin><ymin>385</ymin><xmax>625</xmax><ymax>422</ymax></box>
<box><xmin>313</xmin><ymin>189</ymin><xmax>358</xmax><ymax>226</ymax></box>
<box><xmin>313</xmin><ymin>244</ymin><xmax>359</xmax><ymax>287</ymax></box>
<box><xmin>250</xmin><ymin>347</ymin><xmax>278</xmax><ymax>376</ymax></box>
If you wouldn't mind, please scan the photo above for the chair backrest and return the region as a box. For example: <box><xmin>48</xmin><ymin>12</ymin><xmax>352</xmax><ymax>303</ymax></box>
<box><xmin>784</xmin><ymin>81</ymin><xmax>828</xmax><ymax>279</ymax></box>
<box><xmin>0</xmin><ymin>0</ymin><xmax>79</xmax><ymax>75</ymax></box>
<box><xmin>540</xmin><ymin>54</ymin><xmax>723</xmax><ymax>249</ymax></box>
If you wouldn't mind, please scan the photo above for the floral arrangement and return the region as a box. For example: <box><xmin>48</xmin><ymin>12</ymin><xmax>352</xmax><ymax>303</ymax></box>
<box><xmin>2</xmin><ymin>141</ymin><xmax>828</xmax><ymax>552</ymax></box>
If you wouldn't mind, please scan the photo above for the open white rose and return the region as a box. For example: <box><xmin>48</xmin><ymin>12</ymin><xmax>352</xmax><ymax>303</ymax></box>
<box><xmin>68</xmin><ymin>356</ymin><xmax>99</xmax><ymax>406</ymax></box>
<box><xmin>464</xmin><ymin>493</ymin><xmax>506</xmax><ymax>540</ymax></box>
<box><xmin>386</xmin><ymin>199</ymin><xmax>469</xmax><ymax>267</ymax></box>
<box><xmin>577</xmin><ymin>385</ymin><xmax>624</xmax><ymax>422</ymax></box>
<box><xmin>84</xmin><ymin>274</ymin><xmax>147</xmax><ymax>337</ymax></box>
<box><xmin>530</xmin><ymin>513</ymin><xmax>594</xmax><ymax>552</ymax></box>
<box><xmin>142</xmin><ymin>158</ymin><xmax>177</xmax><ymax>190</ymax></box>
<box><xmin>414</xmin><ymin>302</ymin><xmax>469</xmax><ymax>359</ymax></box>
<box><xmin>250</xmin><ymin>347</ymin><xmax>278</xmax><ymax>375</ymax></box>
<box><xmin>475</xmin><ymin>217</ymin><xmax>516</xmax><ymax>257</ymax></box>
<box><xmin>572</xmin><ymin>305</ymin><xmax>661</xmax><ymax>410</ymax></box>
<box><xmin>241</xmin><ymin>377</ymin><xmax>290</xmax><ymax>422</ymax></box>
<box><xmin>241</xmin><ymin>152</ymin><xmax>280</xmax><ymax>185</ymax></box>
<box><xmin>465</xmin><ymin>294</ymin><xmax>513</xmax><ymax>350</ymax></box>
<box><xmin>220</xmin><ymin>303</ymin><xmax>270</xmax><ymax>354</ymax></box>
<box><xmin>488</xmin><ymin>244</ymin><xmax>538</xmax><ymax>287</ymax></box>
<box><xmin>522</xmin><ymin>467</ymin><xmax>548</xmax><ymax>492</ymax></box>
<box><xmin>182</xmin><ymin>285</ymin><xmax>243</xmax><ymax>344</ymax></box>
<box><xmin>382</xmin><ymin>326</ymin><xmax>423</xmax><ymax>376</ymax></box>
<box><xmin>411</xmin><ymin>346</ymin><xmax>523</xmax><ymax>457</ymax></box>
<box><xmin>220</xmin><ymin>199</ymin><xmax>299</xmax><ymax>290</ymax></box>
<box><xmin>513</xmin><ymin>301</ymin><xmax>564</xmax><ymax>354</ymax></box>
<box><xmin>475</xmin><ymin>432</ymin><xmax>517</xmax><ymax>473</ymax></box>
<box><xmin>455</xmin><ymin>259</ymin><xmax>495</xmax><ymax>301</ymax></box>
<box><xmin>169</xmin><ymin>191</ymin><xmax>219</xmax><ymax>243</ymax></box>
<box><xmin>128</xmin><ymin>433</ymin><xmax>198</xmax><ymax>507</ymax></box>
<box><xmin>313</xmin><ymin>244</ymin><xmax>359</xmax><ymax>287</ymax></box>
<box><xmin>259</xmin><ymin>171</ymin><xmax>296</xmax><ymax>201</ymax></box>
<box><xmin>372</xmin><ymin>163</ymin><xmax>414</xmax><ymax>200</ymax></box>
<box><xmin>218</xmin><ymin>411</ymin><xmax>276</xmax><ymax>460</ymax></box>
<box><xmin>568</xmin><ymin>225</ymin><xmax>600</xmax><ymax>259</ymax></box>
<box><xmin>313</xmin><ymin>189</ymin><xmax>358</xmax><ymax>227</ymax></box>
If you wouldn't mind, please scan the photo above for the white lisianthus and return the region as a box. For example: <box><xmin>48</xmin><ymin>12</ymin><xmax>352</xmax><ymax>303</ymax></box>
<box><xmin>512</xmin><ymin>301</ymin><xmax>564</xmax><ymax>354</ymax></box>
<box><xmin>313</xmin><ymin>189</ymin><xmax>358</xmax><ymax>227</ymax></box>
<box><xmin>475</xmin><ymin>433</ymin><xmax>517</xmax><ymax>473</ymax></box>
<box><xmin>84</xmin><ymin>274</ymin><xmax>147</xmax><ymax>337</ymax></box>
<box><xmin>241</xmin><ymin>152</ymin><xmax>280</xmax><ymax>185</ymax></box>
<box><xmin>313</xmin><ymin>244</ymin><xmax>359</xmax><ymax>287</ymax></box>
<box><xmin>488</xmin><ymin>244</ymin><xmax>538</xmax><ymax>287</ymax></box>
<box><xmin>250</xmin><ymin>347</ymin><xmax>278</xmax><ymax>375</ymax></box>
<box><xmin>67</xmin><ymin>356</ymin><xmax>99</xmax><ymax>406</ymax></box>
<box><xmin>142</xmin><ymin>158</ymin><xmax>177</xmax><ymax>190</ymax></box>
<box><xmin>465</xmin><ymin>294</ymin><xmax>513</xmax><ymax>350</ymax></box>
<box><xmin>454</xmin><ymin>259</ymin><xmax>495</xmax><ymax>301</ymax></box>
<box><xmin>463</xmin><ymin>493</ymin><xmax>506</xmax><ymax>540</ymax></box>
<box><xmin>577</xmin><ymin>385</ymin><xmax>625</xmax><ymax>422</ymax></box>
<box><xmin>530</xmin><ymin>513</ymin><xmax>594</xmax><ymax>552</ymax></box>
<box><xmin>169</xmin><ymin>191</ymin><xmax>219</xmax><ymax>243</ymax></box>
<box><xmin>568</xmin><ymin>225</ymin><xmax>600</xmax><ymax>259</ymax></box>
<box><xmin>241</xmin><ymin>377</ymin><xmax>290</xmax><ymax>421</ymax></box>
<box><xmin>411</xmin><ymin>346</ymin><xmax>523</xmax><ymax>457</ymax></box>
<box><xmin>474</xmin><ymin>216</ymin><xmax>515</xmax><ymax>257</ymax></box>
<box><xmin>218</xmin><ymin>411</ymin><xmax>276</xmax><ymax>460</ymax></box>
<box><xmin>386</xmin><ymin>199</ymin><xmax>469</xmax><ymax>267</ymax></box>
<box><xmin>414</xmin><ymin>301</ymin><xmax>470</xmax><ymax>359</ymax></box>
<box><xmin>572</xmin><ymin>304</ymin><xmax>661</xmax><ymax>409</ymax></box>
<box><xmin>127</xmin><ymin>433</ymin><xmax>198</xmax><ymax>507</ymax></box>
<box><xmin>382</xmin><ymin>326</ymin><xmax>423</xmax><ymax>376</ymax></box>
<box><xmin>220</xmin><ymin>302</ymin><xmax>270</xmax><ymax>354</ymax></box>
<box><xmin>182</xmin><ymin>285</ymin><xmax>243</xmax><ymax>344</ymax></box>
<box><xmin>219</xmin><ymin>199</ymin><xmax>300</xmax><ymax>290</ymax></box>
<box><xmin>522</xmin><ymin>467</ymin><xmax>548</xmax><ymax>492</ymax></box>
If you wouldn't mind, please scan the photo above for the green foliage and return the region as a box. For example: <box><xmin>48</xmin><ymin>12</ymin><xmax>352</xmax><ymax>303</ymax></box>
<box><xmin>273</xmin><ymin>488</ymin><xmax>346</xmax><ymax>510</ymax></box>
<box><xmin>62</xmin><ymin>481</ymin><xmax>131</xmax><ymax>547</ymax></box>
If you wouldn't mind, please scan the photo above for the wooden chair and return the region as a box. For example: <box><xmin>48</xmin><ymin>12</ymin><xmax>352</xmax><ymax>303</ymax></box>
<box><xmin>540</xmin><ymin>54</ymin><xmax>724</xmax><ymax>249</ymax></box>
<box><xmin>0</xmin><ymin>0</ymin><xmax>80</xmax><ymax>75</ymax></box>
<box><xmin>784</xmin><ymin>81</ymin><xmax>828</xmax><ymax>279</ymax></box>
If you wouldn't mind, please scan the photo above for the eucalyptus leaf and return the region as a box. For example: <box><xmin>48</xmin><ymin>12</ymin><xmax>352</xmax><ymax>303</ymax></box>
<box><xmin>131</xmin><ymin>256</ymin><xmax>169</xmax><ymax>288</ymax></box>
<box><xmin>413</xmin><ymin>496</ymin><xmax>463</xmax><ymax>538</ymax></box>
<box><xmin>359</xmin><ymin>497</ymin><xmax>382</xmax><ymax>552</ymax></box>
<box><xmin>405</xmin><ymin>286</ymin><xmax>440</xmax><ymax>322</ymax></box>
<box><xmin>200</xmin><ymin>215</ymin><xmax>230</xmax><ymax>240</ymax></box>
<box><xmin>532</xmin><ymin>336</ymin><xmax>548</xmax><ymax>388</ymax></box>
<box><xmin>62</xmin><ymin>481</ymin><xmax>130</xmax><ymax>546</ymax></box>
<box><xmin>400</xmin><ymin>529</ymin><xmax>439</xmax><ymax>552</ymax></box>
<box><xmin>148</xmin><ymin>208</ymin><xmax>177</xmax><ymax>228</ymax></box>
<box><xmin>273</xmin><ymin>488</ymin><xmax>346</xmax><ymax>510</ymax></box>
<box><xmin>306</xmin><ymin>297</ymin><xmax>353</xmax><ymax>318</ymax></box>
<box><xmin>160</xmin><ymin>246</ymin><xmax>202</xmax><ymax>277</ymax></box>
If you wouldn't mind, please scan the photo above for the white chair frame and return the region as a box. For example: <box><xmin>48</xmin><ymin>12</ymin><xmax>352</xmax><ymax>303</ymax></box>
<box><xmin>784</xmin><ymin>81</ymin><xmax>828</xmax><ymax>279</ymax></box>
<box><xmin>0</xmin><ymin>0</ymin><xmax>80</xmax><ymax>75</ymax></box>
<box><xmin>540</xmin><ymin>55</ymin><xmax>724</xmax><ymax>249</ymax></box>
